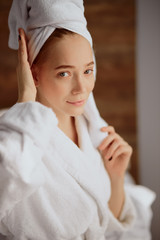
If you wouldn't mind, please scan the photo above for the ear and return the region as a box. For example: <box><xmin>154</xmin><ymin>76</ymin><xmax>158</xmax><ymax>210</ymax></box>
<box><xmin>31</xmin><ymin>64</ymin><xmax>40</xmax><ymax>87</ymax></box>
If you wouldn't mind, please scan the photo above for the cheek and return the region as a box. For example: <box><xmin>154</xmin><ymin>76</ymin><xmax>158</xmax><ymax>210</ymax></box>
<box><xmin>88</xmin><ymin>79</ymin><xmax>95</xmax><ymax>92</ymax></box>
<box><xmin>48</xmin><ymin>86</ymin><xmax>64</xmax><ymax>99</ymax></box>
<box><xmin>43</xmin><ymin>81</ymin><xmax>68</xmax><ymax>99</ymax></box>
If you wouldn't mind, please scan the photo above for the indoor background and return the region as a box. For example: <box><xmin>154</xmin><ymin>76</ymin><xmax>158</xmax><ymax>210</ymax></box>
<box><xmin>0</xmin><ymin>0</ymin><xmax>159</xmax><ymax>239</ymax></box>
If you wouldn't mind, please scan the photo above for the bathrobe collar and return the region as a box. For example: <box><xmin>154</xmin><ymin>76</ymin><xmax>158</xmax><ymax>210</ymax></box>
<box><xmin>49</xmin><ymin>114</ymin><xmax>111</xmax><ymax>232</ymax></box>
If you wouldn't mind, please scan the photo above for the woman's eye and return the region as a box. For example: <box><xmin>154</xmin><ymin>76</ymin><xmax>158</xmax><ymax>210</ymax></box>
<box><xmin>59</xmin><ymin>72</ymin><xmax>69</xmax><ymax>77</ymax></box>
<box><xmin>84</xmin><ymin>69</ymin><xmax>93</xmax><ymax>75</ymax></box>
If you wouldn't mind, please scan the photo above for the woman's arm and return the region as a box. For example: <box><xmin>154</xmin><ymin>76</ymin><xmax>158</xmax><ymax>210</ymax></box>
<box><xmin>98</xmin><ymin>126</ymin><xmax>132</xmax><ymax>218</ymax></box>
<box><xmin>108</xmin><ymin>177</ymin><xmax>125</xmax><ymax>219</ymax></box>
<box><xmin>0</xmin><ymin>100</ymin><xmax>58</xmax><ymax>236</ymax></box>
<box><xmin>0</xmin><ymin>29</ymin><xmax>57</xmax><ymax>235</ymax></box>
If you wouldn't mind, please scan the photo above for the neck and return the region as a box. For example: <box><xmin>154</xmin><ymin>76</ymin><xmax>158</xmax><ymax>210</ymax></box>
<box><xmin>58</xmin><ymin>116</ymin><xmax>79</xmax><ymax>147</ymax></box>
<box><xmin>36</xmin><ymin>93</ymin><xmax>79</xmax><ymax>147</ymax></box>
<box><xmin>58</xmin><ymin>115</ymin><xmax>73</xmax><ymax>133</ymax></box>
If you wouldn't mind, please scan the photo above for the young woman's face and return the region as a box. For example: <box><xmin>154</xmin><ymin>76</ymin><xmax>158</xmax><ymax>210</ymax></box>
<box><xmin>33</xmin><ymin>33</ymin><xmax>95</xmax><ymax>119</ymax></box>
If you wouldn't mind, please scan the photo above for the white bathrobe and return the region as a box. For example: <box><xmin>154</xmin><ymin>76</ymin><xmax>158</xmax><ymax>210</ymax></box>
<box><xmin>0</xmin><ymin>102</ymin><xmax>155</xmax><ymax>240</ymax></box>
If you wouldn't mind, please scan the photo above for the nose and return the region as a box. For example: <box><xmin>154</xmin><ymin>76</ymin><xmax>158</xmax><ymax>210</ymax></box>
<box><xmin>71</xmin><ymin>74</ymin><xmax>86</xmax><ymax>95</ymax></box>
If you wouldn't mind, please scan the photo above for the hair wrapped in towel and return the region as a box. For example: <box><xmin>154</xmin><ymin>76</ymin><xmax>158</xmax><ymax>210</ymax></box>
<box><xmin>8</xmin><ymin>0</ymin><xmax>93</xmax><ymax>65</ymax></box>
<box><xmin>8</xmin><ymin>0</ymin><xmax>108</xmax><ymax>148</ymax></box>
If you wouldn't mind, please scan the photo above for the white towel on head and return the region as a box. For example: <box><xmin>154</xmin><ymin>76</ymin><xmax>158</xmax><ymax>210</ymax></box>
<box><xmin>8</xmin><ymin>0</ymin><xmax>92</xmax><ymax>65</ymax></box>
<box><xmin>8</xmin><ymin>0</ymin><xmax>108</xmax><ymax>149</ymax></box>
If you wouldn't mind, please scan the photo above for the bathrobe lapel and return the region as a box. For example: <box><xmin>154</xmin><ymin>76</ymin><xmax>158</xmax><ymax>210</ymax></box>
<box><xmin>49</xmin><ymin>115</ymin><xmax>111</xmax><ymax>230</ymax></box>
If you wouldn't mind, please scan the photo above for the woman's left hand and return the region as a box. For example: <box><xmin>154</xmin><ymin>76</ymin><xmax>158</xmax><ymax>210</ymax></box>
<box><xmin>98</xmin><ymin>126</ymin><xmax>133</xmax><ymax>181</ymax></box>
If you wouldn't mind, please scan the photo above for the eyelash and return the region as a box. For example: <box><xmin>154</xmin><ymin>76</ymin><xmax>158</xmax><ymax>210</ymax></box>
<box><xmin>58</xmin><ymin>69</ymin><xmax>93</xmax><ymax>78</ymax></box>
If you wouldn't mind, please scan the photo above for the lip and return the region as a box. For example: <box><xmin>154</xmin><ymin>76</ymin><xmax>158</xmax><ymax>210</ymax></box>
<box><xmin>67</xmin><ymin>99</ymin><xmax>85</xmax><ymax>106</ymax></box>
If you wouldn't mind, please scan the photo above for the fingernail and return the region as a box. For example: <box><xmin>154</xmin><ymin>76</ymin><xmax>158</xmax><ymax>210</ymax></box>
<box><xmin>18</xmin><ymin>34</ymin><xmax>21</xmax><ymax>41</ymax></box>
<box><xmin>98</xmin><ymin>145</ymin><xmax>103</xmax><ymax>151</ymax></box>
<box><xmin>101</xmin><ymin>127</ymin><xmax>107</xmax><ymax>131</ymax></box>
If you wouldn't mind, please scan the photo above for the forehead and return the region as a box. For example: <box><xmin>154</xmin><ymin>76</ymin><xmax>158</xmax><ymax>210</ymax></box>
<box><xmin>46</xmin><ymin>34</ymin><xmax>93</xmax><ymax>66</ymax></box>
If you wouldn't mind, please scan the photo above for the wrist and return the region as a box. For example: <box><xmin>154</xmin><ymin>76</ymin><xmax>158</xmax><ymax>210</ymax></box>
<box><xmin>110</xmin><ymin>178</ymin><xmax>125</xmax><ymax>196</ymax></box>
<box><xmin>110</xmin><ymin>175</ymin><xmax>125</xmax><ymax>186</ymax></box>
<box><xmin>108</xmin><ymin>178</ymin><xmax>125</xmax><ymax>218</ymax></box>
<box><xmin>17</xmin><ymin>91</ymin><xmax>36</xmax><ymax>102</ymax></box>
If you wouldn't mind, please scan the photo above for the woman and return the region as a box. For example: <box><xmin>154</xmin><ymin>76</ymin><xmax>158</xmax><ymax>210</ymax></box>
<box><xmin>0</xmin><ymin>0</ymin><xmax>155</xmax><ymax>239</ymax></box>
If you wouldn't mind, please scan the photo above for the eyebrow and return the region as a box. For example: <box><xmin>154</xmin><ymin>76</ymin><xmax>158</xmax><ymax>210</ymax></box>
<box><xmin>55</xmin><ymin>61</ymin><xmax>94</xmax><ymax>70</ymax></box>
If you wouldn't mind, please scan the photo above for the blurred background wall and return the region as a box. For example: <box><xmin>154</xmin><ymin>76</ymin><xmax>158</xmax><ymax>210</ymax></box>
<box><xmin>136</xmin><ymin>0</ymin><xmax>160</xmax><ymax>239</ymax></box>
<box><xmin>85</xmin><ymin>0</ymin><xmax>138</xmax><ymax>183</ymax></box>
<box><xmin>0</xmin><ymin>0</ymin><xmax>159</xmax><ymax>238</ymax></box>
<box><xmin>0</xmin><ymin>2</ymin><xmax>17</xmax><ymax>108</ymax></box>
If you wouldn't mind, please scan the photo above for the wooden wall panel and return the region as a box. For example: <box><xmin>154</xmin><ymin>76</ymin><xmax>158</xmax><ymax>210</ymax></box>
<box><xmin>85</xmin><ymin>0</ymin><xmax>138</xmax><ymax>182</ymax></box>
<box><xmin>0</xmin><ymin>1</ymin><xmax>17</xmax><ymax>108</ymax></box>
<box><xmin>0</xmin><ymin>0</ymin><xmax>138</xmax><ymax>182</ymax></box>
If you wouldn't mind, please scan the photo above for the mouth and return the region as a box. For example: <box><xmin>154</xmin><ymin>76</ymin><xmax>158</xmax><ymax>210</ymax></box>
<box><xmin>66</xmin><ymin>99</ymin><xmax>85</xmax><ymax>106</ymax></box>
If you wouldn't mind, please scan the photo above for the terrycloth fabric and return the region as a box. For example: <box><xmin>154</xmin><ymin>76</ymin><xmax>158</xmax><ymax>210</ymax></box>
<box><xmin>0</xmin><ymin>102</ymin><xmax>155</xmax><ymax>239</ymax></box>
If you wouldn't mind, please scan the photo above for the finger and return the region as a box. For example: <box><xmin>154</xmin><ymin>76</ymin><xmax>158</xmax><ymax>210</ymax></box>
<box><xmin>98</xmin><ymin>133</ymin><xmax>115</xmax><ymax>151</ymax></box>
<box><xmin>101</xmin><ymin>147</ymin><xmax>113</xmax><ymax>161</ymax></box>
<box><xmin>100</xmin><ymin>126</ymin><xmax>108</xmax><ymax>132</ymax></box>
<box><xmin>103</xmin><ymin>139</ymin><xmax>122</xmax><ymax>161</ymax></box>
<box><xmin>100</xmin><ymin>126</ymin><xmax>115</xmax><ymax>134</ymax></box>
<box><xmin>98</xmin><ymin>132</ymin><xmax>121</xmax><ymax>151</ymax></box>
<box><xmin>18</xmin><ymin>28</ymin><xmax>28</xmax><ymax>64</ymax></box>
<box><xmin>112</xmin><ymin>145</ymin><xmax>132</xmax><ymax>161</ymax></box>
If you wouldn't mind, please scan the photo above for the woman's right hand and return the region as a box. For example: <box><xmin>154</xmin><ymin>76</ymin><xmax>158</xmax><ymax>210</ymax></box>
<box><xmin>17</xmin><ymin>28</ymin><xmax>37</xmax><ymax>102</ymax></box>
